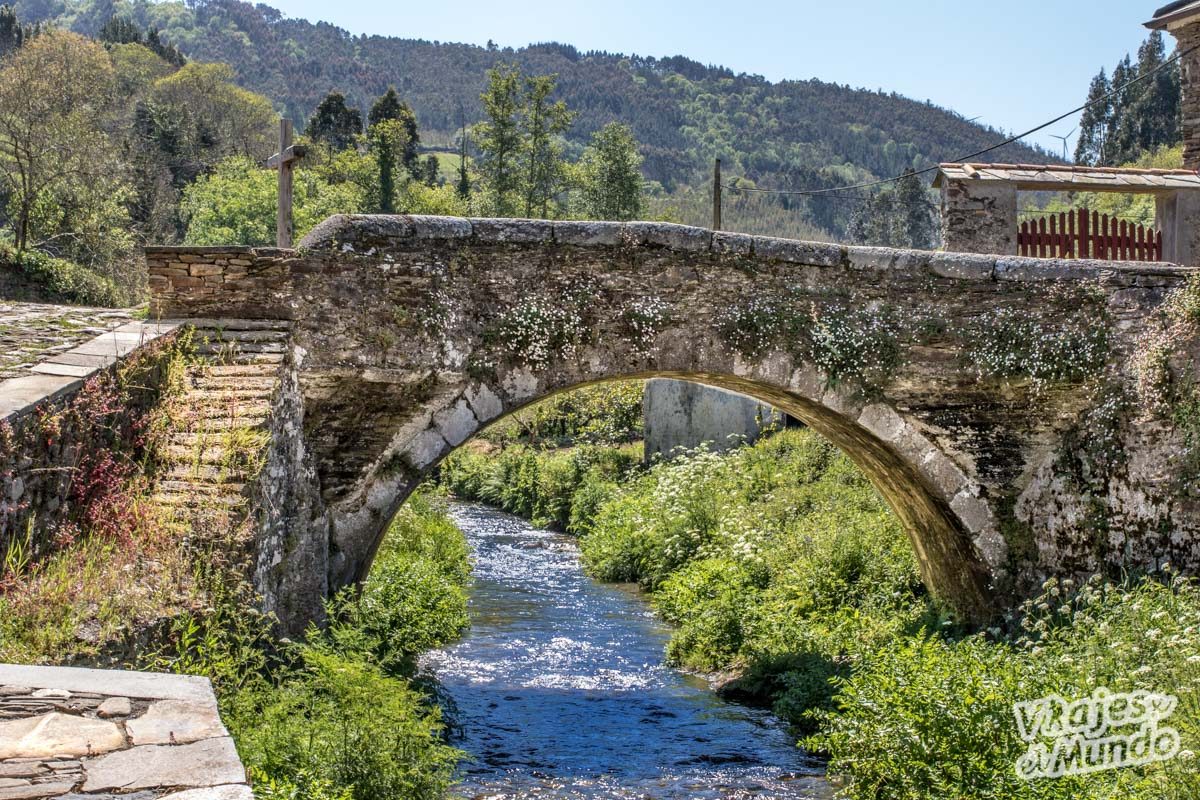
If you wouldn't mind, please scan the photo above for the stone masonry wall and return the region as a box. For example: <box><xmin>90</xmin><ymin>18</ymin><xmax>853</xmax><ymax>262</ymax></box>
<box><xmin>1177</xmin><ymin>20</ymin><xmax>1200</xmax><ymax>172</ymax></box>
<box><xmin>147</xmin><ymin>215</ymin><xmax>1198</xmax><ymax>628</ymax></box>
<box><xmin>941</xmin><ymin>180</ymin><xmax>1019</xmax><ymax>256</ymax></box>
<box><xmin>0</xmin><ymin>333</ymin><xmax>182</xmax><ymax>568</ymax></box>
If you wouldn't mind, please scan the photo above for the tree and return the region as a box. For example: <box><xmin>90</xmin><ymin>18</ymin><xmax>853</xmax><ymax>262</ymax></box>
<box><xmin>475</xmin><ymin>64</ymin><xmax>523</xmax><ymax>216</ymax></box>
<box><xmin>578</xmin><ymin>122</ymin><xmax>643</xmax><ymax>220</ymax></box>
<box><xmin>519</xmin><ymin>73</ymin><xmax>574</xmax><ymax>217</ymax></box>
<box><xmin>181</xmin><ymin>155</ymin><xmax>365</xmax><ymax>246</ymax></box>
<box><xmin>369</xmin><ymin>118</ymin><xmax>410</xmax><ymax>213</ymax></box>
<box><xmin>307</xmin><ymin>92</ymin><xmax>362</xmax><ymax>154</ymax></box>
<box><xmin>1080</xmin><ymin>33</ymin><xmax>1181</xmax><ymax>167</ymax></box>
<box><xmin>847</xmin><ymin>170</ymin><xmax>937</xmax><ymax>250</ymax></box>
<box><xmin>1075</xmin><ymin>69</ymin><xmax>1112</xmax><ymax>166</ymax></box>
<box><xmin>368</xmin><ymin>88</ymin><xmax>420</xmax><ymax>175</ymax></box>
<box><xmin>0</xmin><ymin>31</ymin><xmax>124</xmax><ymax>251</ymax></box>
<box><xmin>419</xmin><ymin>154</ymin><xmax>440</xmax><ymax>187</ymax></box>
<box><xmin>148</xmin><ymin>62</ymin><xmax>276</xmax><ymax>182</ymax></box>
<box><xmin>456</xmin><ymin>124</ymin><xmax>471</xmax><ymax>200</ymax></box>
<box><xmin>0</xmin><ymin>5</ymin><xmax>36</xmax><ymax>58</ymax></box>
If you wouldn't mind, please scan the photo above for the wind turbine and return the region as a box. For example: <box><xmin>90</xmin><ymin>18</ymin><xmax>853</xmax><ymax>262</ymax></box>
<box><xmin>1050</xmin><ymin>128</ymin><xmax>1078</xmax><ymax>162</ymax></box>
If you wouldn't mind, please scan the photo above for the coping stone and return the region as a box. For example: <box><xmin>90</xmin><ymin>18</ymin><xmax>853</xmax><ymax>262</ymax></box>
<box><xmin>0</xmin><ymin>665</ymin><xmax>215</xmax><ymax>702</ymax></box>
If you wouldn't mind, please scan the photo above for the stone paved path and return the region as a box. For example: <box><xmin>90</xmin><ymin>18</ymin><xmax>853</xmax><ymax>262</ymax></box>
<box><xmin>0</xmin><ymin>664</ymin><xmax>249</xmax><ymax>799</ymax></box>
<box><xmin>0</xmin><ymin>304</ymin><xmax>136</xmax><ymax>381</ymax></box>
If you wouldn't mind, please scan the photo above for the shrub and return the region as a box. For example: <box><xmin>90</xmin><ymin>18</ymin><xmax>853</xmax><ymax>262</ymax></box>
<box><xmin>807</xmin><ymin>576</ymin><xmax>1200</xmax><ymax>800</ymax></box>
<box><xmin>230</xmin><ymin>649</ymin><xmax>460</xmax><ymax>800</ymax></box>
<box><xmin>657</xmin><ymin>557</ymin><xmax>762</xmax><ymax>671</ymax></box>
<box><xmin>0</xmin><ymin>242</ymin><xmax>129</xmax><ymax>306</ymax></box>
<box><xmin>325</xmin><ymin>494</ymin><xmax>470</xmax><ymax>674</ymax></box>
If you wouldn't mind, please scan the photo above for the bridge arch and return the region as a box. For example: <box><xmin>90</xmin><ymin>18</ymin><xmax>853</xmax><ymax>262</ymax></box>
<box><xmin>147</xmin><ymin>214</ymin><xmax>1197</xmax><ymax>632</ymax></box>
<box><xmin>339</xmin><ymin>368</ymin><xmax>997</xmax><ymax>622</ymax></box>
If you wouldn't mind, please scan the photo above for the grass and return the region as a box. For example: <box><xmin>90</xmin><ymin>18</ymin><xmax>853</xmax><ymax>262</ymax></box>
<box><xmin>0</xmin><ymin>504</ymin><xmax>200</xmax><ymax>663</ymax></box>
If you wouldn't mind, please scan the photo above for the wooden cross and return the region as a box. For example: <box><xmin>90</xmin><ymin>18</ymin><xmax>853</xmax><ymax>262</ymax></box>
<box><xmin>267</xmin><ymin>118</ymin><xmax>307</xmax><ymax>247</ymax></box>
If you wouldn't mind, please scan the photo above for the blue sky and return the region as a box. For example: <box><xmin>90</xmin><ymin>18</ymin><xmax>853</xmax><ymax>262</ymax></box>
<box><xmin>267</xmin><ymin>0</ymin><xmax>1164</xmax><ymax>156</ymax></box>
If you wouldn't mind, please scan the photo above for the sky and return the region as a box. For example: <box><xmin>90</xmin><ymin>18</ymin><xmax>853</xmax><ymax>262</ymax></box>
<box><xmin>264</xmin><ymin>0</ymin><xmax>1165</xmax><ymax>156</ymax></box>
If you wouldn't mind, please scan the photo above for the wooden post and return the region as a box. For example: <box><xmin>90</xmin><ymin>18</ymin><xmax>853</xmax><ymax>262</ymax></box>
<box><xmin>712</xmin><ymin>159</ymin><xmax>722</xmax><ymax>231</ymax></box>
<box><xmin>268</xmin><ymin>118</ymin><xmax>306</xmax><ymax>248</ymax></box>
<box><xmin>277</xmin><ymin>118</ymin><xmax>293</xmax><ymax>248</ymax></box>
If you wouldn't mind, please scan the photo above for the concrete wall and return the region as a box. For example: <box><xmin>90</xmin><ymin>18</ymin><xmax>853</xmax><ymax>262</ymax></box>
<box><xmin>643</xmin><ymin>379</ymin><xmax>784</xmax><ymax>461</ymax></box>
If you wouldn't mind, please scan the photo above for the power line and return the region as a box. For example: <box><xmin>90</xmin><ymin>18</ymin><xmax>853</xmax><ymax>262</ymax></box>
<box><xmin>719</xmin><ymin>43</ymin><xmax>1198</xmax><ymax>200</ymax></box>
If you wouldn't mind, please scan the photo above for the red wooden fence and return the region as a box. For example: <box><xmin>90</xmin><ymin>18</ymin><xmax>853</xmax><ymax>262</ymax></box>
<box><xmin>1018</xmin><ymin>209</ymin><xmax>1162</xmax><ymax>262</ymax></box>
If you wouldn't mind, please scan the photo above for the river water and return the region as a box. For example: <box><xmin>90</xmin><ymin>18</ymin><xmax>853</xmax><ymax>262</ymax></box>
<box><xmin>421</xmin><ymin>502</ymin><xmax>831</xmax><ymax>799</ymax></box>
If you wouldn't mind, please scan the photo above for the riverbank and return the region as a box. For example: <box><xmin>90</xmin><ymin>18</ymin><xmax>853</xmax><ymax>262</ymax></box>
<box><xmin>441</xmin><ymin>430</ymin><xmax>1200</xmax><ymax>800</ymax></box>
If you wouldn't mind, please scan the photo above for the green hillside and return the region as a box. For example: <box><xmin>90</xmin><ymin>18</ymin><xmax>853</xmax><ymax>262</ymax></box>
<box><xmin>15</xmin><ymin>0</ymin><xmax>1052</xmax><ymax>237</ymax></box>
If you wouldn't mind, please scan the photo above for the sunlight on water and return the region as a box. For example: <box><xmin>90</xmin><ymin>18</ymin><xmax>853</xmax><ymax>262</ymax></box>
<box><xmin>420</xmin><ymin>503</ymin><xmax>832</xmax><ymax>800</ymax></box>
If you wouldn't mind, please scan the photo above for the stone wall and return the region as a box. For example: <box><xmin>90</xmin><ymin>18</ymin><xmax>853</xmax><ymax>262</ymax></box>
<box><xmin>940</xmin><ymin>180</ymin><xmax>1018</xmax><ymax>256</ymax></box>
<box><xmin>0</xmin><ymin>332</ymin><xmax>182</xmax><ymax>568</ymax></box>
<box><xmin>145</xmin><ymin>246</ymin><xmax>297</xmax><ymax>320</ymax></box>
<box><xmin>643</xmin><ymin>379</ymin><xmax>784</xmax><ymax>461</ymax></box>
<box><xmin>0</xmin><ymin>264</ymin><xmax>59</xmax><ymax>303</ymax></box>
<box><xmin>146</xmin><ymin>215</ymin><xmax>1199</xmax><ymax>628</ymax></box>
<box><xmin>1175</xmin><ymin>19</ymin><xmax>1200</xmax><ymax>172</ymax></box>
<box><xmin>0</xmin><ymin>663</ymin><xmax>248</xmax><ymax>798</ymax></box>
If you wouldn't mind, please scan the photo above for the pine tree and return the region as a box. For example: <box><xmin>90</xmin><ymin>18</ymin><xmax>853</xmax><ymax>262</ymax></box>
<box><xmin>1075</xmin><ymin>69</ymin><xmax>1112</xmax><ymax>166</ymax></box>
<box><xmin>578</xmin><ymin>121</ymin><xmax>643</xmax><ymax>220</ymax></box>
<box><xmin>0</xmin><ymin>5</ymin><xmax>36</xmax><ymax>58</ymax></box>
<box><xmin>307</xmin><ymin>92</ymin><xmax>363</xmax><ymax>154</ymax></box>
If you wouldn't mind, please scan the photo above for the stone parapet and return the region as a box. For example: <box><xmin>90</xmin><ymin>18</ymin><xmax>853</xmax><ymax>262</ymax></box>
<box><xmin>0</xmin><ymin>663</ymin><xmax>249</xmax><ymax>798</ymax></box>
<box><xmin>146</xmin><ymin>216</ymin><xmax>1182</xmax><ymax>322</ymax></box>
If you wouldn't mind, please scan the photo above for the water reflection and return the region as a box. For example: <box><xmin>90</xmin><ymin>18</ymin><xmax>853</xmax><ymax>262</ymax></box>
<box><xmin>421</xmin><ymin>503</ymin><xmax>830</xmax><ymax>799</ymax></box>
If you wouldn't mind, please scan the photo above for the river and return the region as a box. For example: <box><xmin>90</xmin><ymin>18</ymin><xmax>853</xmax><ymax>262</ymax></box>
<box><xmin>421</xmin><ymin>502</ymin><xmax>832</xmax><ymax>799</ymax></box>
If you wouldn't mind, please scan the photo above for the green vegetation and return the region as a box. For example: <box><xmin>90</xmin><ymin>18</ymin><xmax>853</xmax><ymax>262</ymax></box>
<box><xmin>0</xmin><ymin>241</ymin><xmax>127</xmax><ymax>305</ymax></box>
<box><xmin>440</xmin><ymin>420</ymin><xmax>1200</xmax><ymax>800</ymax></box>
<box><xmin>1076</xmin><ymin>31</ymin><xmax>1180</xmax><ymax>167</ymax></box>
<box><xmin>13</xmin><ymin>0</ymin><xmax>1051</xmax><ymax>242</ymax></box>
<box><xmin>205</xmin><ymin>493</ymin><xmax>470</xmax><ymax>800</ymax></box>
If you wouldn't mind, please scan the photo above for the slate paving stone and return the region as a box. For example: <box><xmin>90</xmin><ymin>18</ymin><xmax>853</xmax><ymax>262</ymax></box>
<box><xmin>0</xmin><ymin>304</ymin><xmax>135</xmax><ymax>380</ymax></box>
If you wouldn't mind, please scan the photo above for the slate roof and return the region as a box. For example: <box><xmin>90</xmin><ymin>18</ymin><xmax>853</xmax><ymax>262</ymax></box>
<box><xmin>933</xmin><ymin>163</ymin><xmax>1200</xmax><ymax>192</ymax></box>
<box><xmin>1147</xmin><ymin>0</ymin><xmax>1200</xmax><ymax>28</ymax></box>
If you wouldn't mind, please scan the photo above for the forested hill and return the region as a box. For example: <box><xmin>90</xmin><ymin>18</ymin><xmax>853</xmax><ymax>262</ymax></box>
<box><xmin>17</xmin><ymin>0</ymin><xmax>1050</xmax><ymax>196</ymax></box>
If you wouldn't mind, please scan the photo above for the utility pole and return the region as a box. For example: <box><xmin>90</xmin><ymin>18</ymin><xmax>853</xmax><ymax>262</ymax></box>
<box><xmin>712</xmin><ymin>158</ymin><xmax>722</xmax><ymax>231</ymax></box>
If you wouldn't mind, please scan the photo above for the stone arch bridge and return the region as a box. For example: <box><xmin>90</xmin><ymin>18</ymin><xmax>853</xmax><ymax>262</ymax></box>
<box><xmin>145</xmin><ymin>215</ymin><xmax>1199</xmax><ymax>632</ymax></box>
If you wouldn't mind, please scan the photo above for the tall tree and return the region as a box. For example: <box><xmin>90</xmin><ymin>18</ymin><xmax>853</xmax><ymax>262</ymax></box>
<box><xmin>578</xmin><ymin>121</ymin><xmax>643</xmax><ymax>220</ymax></box>
<box><xmin>368</xmin><ymin>87</ymin><xmax>420</xmax><ymax>175</ymax></box>
<box><xmin>369</xmin><ymin>118</ymin><xmax>410</xmax><ymax>213</ymax></box>
<box><xmin>0</xmin><ymin>30</ymin><xmax>123</xmax><ymax>251</ymax></box>
<box><xmin>0</xmin><ymin>5</ymin><xmax>35</xmax><ymax>58</ymax></box>
<box><xmin>1075</xmin><ymin>69</ymin><xmax>1112</xmax><ymax>166</ymax></box>
<box><xmin>307</xmin><ymin>92</ymin><xmax>363</xmax><ymax>154</ymax></box>
<box><xmin>475</xmin><ymin>64</ymin><xmax>523</xmax><ymax>216</ymax></box>
<box><xmin>519</xmin><ymin>73</ymin><xmax>574</xmax><ymax>217</ymax></box>
<box><xmin>420</xmin><ymin>154</ymin><xmax>440</xmax><ymax>187</ymax></box>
